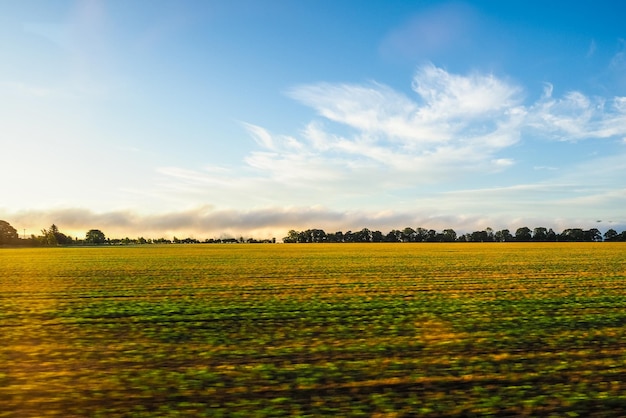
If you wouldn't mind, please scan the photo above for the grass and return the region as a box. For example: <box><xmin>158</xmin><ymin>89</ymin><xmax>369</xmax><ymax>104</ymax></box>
<box><xmin>1</xmin><ymin>243</ymin><xmax>626</xmax><ymax>416</ymax></box>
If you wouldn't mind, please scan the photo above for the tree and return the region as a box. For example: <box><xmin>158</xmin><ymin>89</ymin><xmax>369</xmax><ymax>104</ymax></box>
<box><xmin>469</xmin><ymin>230</ymin><xmax>490</xmax><ymax>242</ymax></box>
<box><xmin>85</xmin><ymin>229</ymin><xmax>106</xmax><ymax>244</ymax></box>
<box><xmin>309</xmin><ymin>229</ymin><xmax>327</xmax><ymax>243</ymax></box>
<box><xmin>355</xmin><ymin>228</ymin><xmax>373</xmax><ymax>242</ymax></box>
<box><xmin>371</xmin><ymin>230</ymin><xmax>385</xmax><ymax>242</ymax></box>
<box><xmin>559</xmin><ymin>228</ymin><xmax>584</xmax><ymax>242</ymax></box>
<box><xmin>0</xmin><ymin>220</ymin><xmax>19</xmax><ymax>244</ymax></box>
<box><xmin>494</xmin><ymin>229</ymin><xmax>513</xmax><ymax>242</ymax></box>
<box><xmin>585</xmin><ymin>228</ymin><xmax>602</xmax><ymax>242</ymax></box>
<box><xmin>442</xmin><ymin>229</ymin><xmax>457</xmax><ymax>242</ymax></box>
<box><xmin>401</xmin><ymin>227</ymin><xmax>416</xmax><ymax>242</ymax></box>
<box><xmin>604</xmin><ymin>229</ymin><xmax>619</xmax><ymax>241</ymax></box>
<box><xmin>283</xmin><ymin>230</ymin><xmax>299</xmax><ymax>243</ymax></box>
<box><xmin>533</xmin><ymin>227</ymin><xmax>548</xmax><ymax>242</ymax></box>
<box><xmin>40</xmin><ymin>224</ymin><xmax>72</xmax><ymax>246</ymax></box>
<box><xmin>343</xmin><ymin>230</ymin><xmax>355</xmax><ymax>243</ymax></box>
<box><xmin>515</xmin><ymin>227</ymin><xmax>532</xmax><ymax>242</ymax></box>
<box><xmin>385</xmin><ymin>230</ymin><xmax>401</xmax><ymax>242</ymax></box>
<box><xmin>41</xmin><ymin>227</ymin><xmax>57</xmax><ymax>246</ymax></box>
<box><xmin>415</xmin><ymin>227</ymin><xmax>430</xmax><ymax>242</ymax></box>
<box><xmin>327</xmin><ymin>231</ymin><xmax>344</xmax><ymax>243</ymax></box>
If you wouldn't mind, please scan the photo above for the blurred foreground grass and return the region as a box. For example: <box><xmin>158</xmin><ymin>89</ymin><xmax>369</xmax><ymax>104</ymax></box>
<box><xmin>1</xmin><ymin>243</ymin><xmax>626</xmax><ymax>416</ymax></box>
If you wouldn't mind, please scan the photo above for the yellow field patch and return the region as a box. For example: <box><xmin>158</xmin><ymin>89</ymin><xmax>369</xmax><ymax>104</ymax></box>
<box><xmin>1</xmin><ymin>243</ymin><xmax>626</xmax><ymax>416</ymax></box>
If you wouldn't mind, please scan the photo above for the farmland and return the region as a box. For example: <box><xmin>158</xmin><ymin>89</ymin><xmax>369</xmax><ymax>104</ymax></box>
<box><xmin>1</xmin><ymin>243</ymin><xmax>626</xmax><ymax>417</ymax></box>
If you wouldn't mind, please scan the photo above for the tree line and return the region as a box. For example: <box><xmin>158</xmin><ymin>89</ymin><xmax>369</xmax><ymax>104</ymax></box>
<box><xmin>0</xmin><ymin>221</ymin><xmax>106</xmax><ymax>246</ymax></box>
<box><xmin>283</xmin><ymin>226</ymin><xmax>626</xmax><ymax>243</ymax></box>
<box><xmin>1</xmin><ymin>219</ymin><xmax>625</xmax><ymax>247</ymax></box>
<box><xmin>0</xmin><ymin>220</ymin><xmax>275</xmax><ymax>246</ymax></box>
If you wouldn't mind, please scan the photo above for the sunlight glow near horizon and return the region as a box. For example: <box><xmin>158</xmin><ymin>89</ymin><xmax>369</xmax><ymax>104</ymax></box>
<box><xmin>1</xmin><ymin>0</ymin><xmax>626</xmax><ymax>239</ymax></box>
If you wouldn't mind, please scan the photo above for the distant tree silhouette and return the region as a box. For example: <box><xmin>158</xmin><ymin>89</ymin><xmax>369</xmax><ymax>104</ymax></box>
<box><xmin>515</xmin><ymin>227</ymin><xmax>532</xmax><ymax>242</ymax></box>
<box><xmin>494</xmin><ymin>229</ymin><xmax>513</xmax><ymax>242</ymax></box>
<box><xmin>533</xmin><ymin>227</ymin><xmax>548</xmax><ymax>242</ymax></box>
<box><xmin>442</xmin><ymin>229</ymin><xmax>457</xmax><ymax>242</ymax></box>
<box><xmin>40</xmin><ymin>224</ymin><xmax>72</xmax><ymax>246</ymax></box>
<box><xmin>604</xmin><ymin>229</ymin><xmax>619</xmax><ymax>241</ymax></box>
<box><xmin>281</xmin><ymin>225</ymin><xmax>625</xmax><ymax>243</ymax></box>
<box><xmin>85</xmin><ymin>229</ymin><xmax>106</xmax><ymax>244</ymax></box>
<box><xmin>0</xmin><ymin>220</ymin><xmax>19</xmax><ymax>245</ymax></box>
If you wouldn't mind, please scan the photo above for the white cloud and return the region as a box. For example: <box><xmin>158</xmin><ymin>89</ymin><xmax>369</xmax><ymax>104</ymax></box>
<box><xmin>242</xmin><ymin>122</ymin><xmax>276</xmax><ymax>150</ymax></box>
<box><xmin>527</xmin><ymin>89</ymin><xmax>626</xmax><ymax>141</ymax></box>
<box><xmin>148</xmin><ymin>65</ymin><xmax>626</xmax><ymax>227</ymax></box>
<box><xmin>276</xmin><ymin>64</ymin><xmax>526</xmax><ymax>185</ymax></box>
<box><xmin>289</xmin><ymin>82</ymin><xmax>426</xmax><ymax>141</ymax></box>
<box><xmin>492</xmin><ymin>158</ymin><xmax>514</xmax><ymax>168</ymax></box>
<box><xmin>411</xmin><ymin>64</ymin><xmax>521</xmax><ymax>120</ymax></box>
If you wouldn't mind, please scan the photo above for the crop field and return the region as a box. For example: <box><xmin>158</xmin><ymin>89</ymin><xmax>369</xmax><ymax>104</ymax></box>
<box><xmin>1</xmin><ymin>243</ymin><xmax>626</xmax><ymax>417</ymax></box>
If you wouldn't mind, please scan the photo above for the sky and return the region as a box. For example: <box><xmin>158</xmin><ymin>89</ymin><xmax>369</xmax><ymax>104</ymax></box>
<box><xmin>1</xmin><ymin>0</ymin><xmax>626</xmax><ymax>240</ymax></box>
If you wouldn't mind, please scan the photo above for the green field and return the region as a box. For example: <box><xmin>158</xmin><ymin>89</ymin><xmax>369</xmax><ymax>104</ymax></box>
<box><xmin>2</xmin><ymin>243</ymin><xmax>626</xmax><ymax>417</ymax></box>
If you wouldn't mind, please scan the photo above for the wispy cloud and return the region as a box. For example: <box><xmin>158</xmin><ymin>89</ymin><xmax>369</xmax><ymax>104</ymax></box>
<box><xmin>249</xmin><ymin>64</ymin><xmax>625</xmax><ymax>184</ymax></box>
<box><xmin>8</xmin><ymin>65</ymin><xmax>626</xmax><ymax>238</ymax></box>
<box><xmin>527</xmin><ymin>85</ymin><xmax>626</xmax><ymax>140</ymax></box>
<box><xmin>150</xmin><ymin>64</ymin><xmax>626</xmax><ymax>216</ymax></box>
<box><xmin>610</xmin><ymin>39</ymin><xmax>626</xmax><ymax>71</ymax></box>
<box><xmin>586</xmin><ymin>39</ymin><xmax>597</xmax><ymax>58</ymax></box>
<box><xmin>278</xmin><ymin>64</ymin><xmax>525</xmax><ymax>181</ymax></box>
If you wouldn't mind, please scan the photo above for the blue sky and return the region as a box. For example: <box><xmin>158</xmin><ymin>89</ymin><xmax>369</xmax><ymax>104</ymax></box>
<box><xmin>2</xmin><ymin>0</ymin><xmax>626</xmax><ymax>239</ymax></box>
